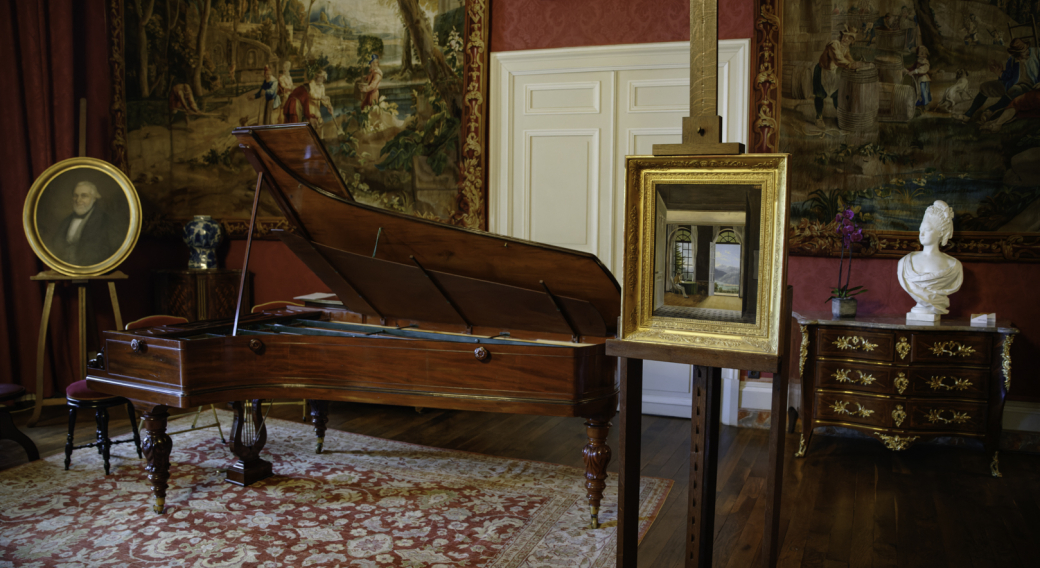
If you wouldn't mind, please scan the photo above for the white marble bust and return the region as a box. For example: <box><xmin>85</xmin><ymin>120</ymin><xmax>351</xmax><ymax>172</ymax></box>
<box><xmin>897</xmin><ymin>200</ymin><xmax>963</xmax><ymax>321</ymax></box>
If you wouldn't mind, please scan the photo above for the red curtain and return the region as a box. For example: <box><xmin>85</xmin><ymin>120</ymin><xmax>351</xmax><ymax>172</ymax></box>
<box><xmin>0</xmin><ymin>0</ymin><xmax>112</xmax><ymax>397</ymax></box>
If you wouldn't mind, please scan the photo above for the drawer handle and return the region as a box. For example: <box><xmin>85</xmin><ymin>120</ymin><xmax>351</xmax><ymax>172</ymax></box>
<box><xmin>927</xmin><ymin>375</ymin><xmax>972</xmax><ymax>391</ymax></box>
<box><xmin>892</xmin><ymin>404</ymin><xmax>906</xmax><ymax>427</ymax></box>
<box><xmin>928</xmin><ymin>341</ymin><xmax>977</xmax><ymax>358</ymax></box>
<box><xmin>832</xmin><ymin>336</ymin><xmax>878</xmax><ymax>352</ymax></box>
<box><xmin>474</xmin><ymin>347</ymin><xmax>489</xmax><ymax>361</ymax></box>
<box><xmin>832</xmin><ymin>368</ymin><xmax>878</xmax><ymax>386</ymax></box>
<box><xmin>896</xmin><ymin>337</ymin><xmax>910</xmax><ymax>360</ymax></box>
<box><xmin>131</xmin><ymin>339</ymin><xmax>146</xmax><ymax>353</ymax></box>
<box><xmin>925</xmin><ymin>408</ymin><xmax>971</xmax><ymax>424</ymax></box>
<box><xmin>895</xmin><ymin>372</ymin><xmax>908</xmax><ymax>394</ymax></box>
<box><xmin>830</xmin><ymin>400</ymin><xmax>875</xmax><ymax>418</ymax></box>
<box><xmin>875</xmin><ymin>433</ymin><xmax>919</xmax><ymax>451</ymax></box>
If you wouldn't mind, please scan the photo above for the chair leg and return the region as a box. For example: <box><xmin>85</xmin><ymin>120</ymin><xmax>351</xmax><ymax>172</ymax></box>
<box><xmin>65</xmin><ymin>406</ymin><xmax>77</xmax><ymax>470</ymax></box>
<box><xmin>0</xmin><ymin>409</ymin><xmax>40</xmax><ymax>461</ymax></box>
<box><xmin>97</xmin><ymin>408</ymin><xmax>112</xmax><ymax>475</ymax></box>
<box><xmin>211</xmin><ymin>404</ymin><xmax>226</xmax><ymax>443</ymax></box>
<box><xmin>127</xmin><ymin>401</ymin><xmax>143</xmax><ymax>458</ymax></box>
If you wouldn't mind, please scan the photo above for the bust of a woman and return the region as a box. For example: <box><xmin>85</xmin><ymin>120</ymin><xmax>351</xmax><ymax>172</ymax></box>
<box><xmin>897</xmin><ymin>200</ymin><xmax>962</xmax><ymax>320</ymax></box>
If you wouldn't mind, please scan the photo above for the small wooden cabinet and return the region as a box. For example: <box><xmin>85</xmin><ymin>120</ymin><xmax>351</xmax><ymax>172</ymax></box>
<box><xmin>794</xmin><ymin>313</ymin><xmax>1017</xmax><ymax>476</ymax></box>
<box><xmin>153</xmin><ymin>269</ymin><xmax>251</xmax><ymax>322</ymax></box>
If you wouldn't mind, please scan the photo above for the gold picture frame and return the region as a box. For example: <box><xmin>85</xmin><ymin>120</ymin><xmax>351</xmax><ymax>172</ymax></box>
<box><xmin>23</xmin><ymin>157</ymin><xmax>142</xmax><ymax>277</ymax></box>
<box><xmin>620</xmin><ymin>154</ymin><xmax>790</xmax><ymax>357</ymax></box>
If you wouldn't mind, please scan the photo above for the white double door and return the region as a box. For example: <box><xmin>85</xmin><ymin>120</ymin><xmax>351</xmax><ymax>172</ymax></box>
<box><xmin>490</xmin><ymin>40</ymin><xmax>750</xmax><ymax>420</ymax></box>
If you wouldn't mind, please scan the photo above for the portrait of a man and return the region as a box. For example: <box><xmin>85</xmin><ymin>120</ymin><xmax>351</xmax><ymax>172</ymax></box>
<box><xmin>24</xmin><ymin>159</ymin><xmax>138</xmax><ymax>276</ymax></box>
<box><xmin>45</xmin><ymin>180</ymin><xmax>124</xmax><ymax>266</ymax></box>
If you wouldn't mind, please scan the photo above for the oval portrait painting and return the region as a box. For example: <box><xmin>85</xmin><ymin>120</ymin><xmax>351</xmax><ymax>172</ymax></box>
<box><xmin>23</xmin><ymin>158</ymin><xmax>141</xmax><ymax>277</ymax></box>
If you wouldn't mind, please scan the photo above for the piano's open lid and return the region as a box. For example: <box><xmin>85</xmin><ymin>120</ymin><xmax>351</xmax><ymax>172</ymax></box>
<box><xmin>233</xmin><ymin>124</ymin><xmax>621</xmax><ymax>339</ymax></box>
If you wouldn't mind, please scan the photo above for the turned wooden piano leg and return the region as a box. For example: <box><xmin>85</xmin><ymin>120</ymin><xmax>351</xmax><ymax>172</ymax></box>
<box><xmin>309</xmin><ymin>399</ymin><xmax>330</xmax><ymax>454</ymax></box>
<box><xmin>141</xmin><ymin>406</ymin><xmax>172</xmax><ymax>514</ymax></box>
<box><xmin>583</xmin><ymin>416</ymin><xmax>612</xmax><ymax>529</ymax></box>
<box><xmin>227</xmin><ymin>399</ymin><xmax>273</xmax><ymax>486</ymax></box>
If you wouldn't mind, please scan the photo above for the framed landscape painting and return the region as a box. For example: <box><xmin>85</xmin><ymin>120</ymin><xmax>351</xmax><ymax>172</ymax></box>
<box><xmin>752</xmin><ymin>0</ymin><xmax>1040</xmax><ymax>261</ymax></box>
<box><xmin>108</xmin><ymin>0</ymin><xmax>489</xmax><ymax>238</ymax></box>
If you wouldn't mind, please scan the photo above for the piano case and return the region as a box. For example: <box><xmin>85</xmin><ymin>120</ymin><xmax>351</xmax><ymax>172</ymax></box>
<box><xmin>87</xmin><ymin>124</ymin><xmax>622</xmax><ymax>522</ymax></box>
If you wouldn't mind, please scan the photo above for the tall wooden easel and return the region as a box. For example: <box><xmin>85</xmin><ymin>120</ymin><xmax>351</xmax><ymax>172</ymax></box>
<box><xmin>26</xmin><ymin>99</ymin><xmax>128</xmax><ymax>427</ymax></box>
<box><xmin>612</xmin><ymin>2</ymin><xmax>789</xmax><ymax>567</ymax></box>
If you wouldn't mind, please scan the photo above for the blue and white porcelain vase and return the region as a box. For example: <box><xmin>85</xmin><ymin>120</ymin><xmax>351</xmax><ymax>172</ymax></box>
<box><xmin>182</xmin><ymin>215</ymin><xmax>223</xmax><ymax>269</ymax></box>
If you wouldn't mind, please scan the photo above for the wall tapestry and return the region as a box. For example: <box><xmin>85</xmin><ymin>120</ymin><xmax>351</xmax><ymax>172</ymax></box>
<box><xmin>753</xmin><ymin>0</ymin><xmax>1040</xmax><ymax>261</ymax></box>
<box><xmin>108</xmin><ymin>0</ymin><xmax>489</xmax><ymax>238</ymax></box>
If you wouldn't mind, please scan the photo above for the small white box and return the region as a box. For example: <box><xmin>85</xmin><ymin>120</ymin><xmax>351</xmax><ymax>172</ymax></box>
<box><xmin>970</xmin><ymin>313</ymin><xmax>996</xmax><ymax>326</ymax></box>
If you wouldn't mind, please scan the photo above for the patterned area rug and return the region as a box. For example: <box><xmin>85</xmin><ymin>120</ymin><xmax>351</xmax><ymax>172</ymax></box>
<box><xmin>0</xmin><ymin>411</ymin><xmax>671</xmax><ymax>567</ymax></box>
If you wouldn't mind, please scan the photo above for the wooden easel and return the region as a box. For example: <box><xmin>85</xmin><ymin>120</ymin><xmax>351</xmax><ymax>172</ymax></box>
<box><xmin>613</xmin><ymin>1</ymin><xmax>790</xmax><ymax>566</ymax></box>
<box><xmin>26</xmin><ymin>99</ymin><xmax>128</xmax><ymax>427</ymax></box>
<box><xmin>610</xmin><ymin>287</ymin><xmax>792</xmax><ymax>568</ymax></box>
<box><xmin>26</xmin><ymin>270</ymin><xmax>127</xmax><ymax>427</ymax></box>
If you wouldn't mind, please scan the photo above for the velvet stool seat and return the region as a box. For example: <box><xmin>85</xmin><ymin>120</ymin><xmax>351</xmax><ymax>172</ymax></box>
<box><xmin>65</xmin><ymin>380</ymin><xmax>142</xmax><ymax>475</ymax></box>
<box><xmin>0</xmin><ymin>384</ymin><xmax>39</xmax><ymax>461</ymax></box>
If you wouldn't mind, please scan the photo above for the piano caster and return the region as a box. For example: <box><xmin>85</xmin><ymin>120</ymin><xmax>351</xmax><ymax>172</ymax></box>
<box><xmin>316</xmin><ymin>437</ymin><xmax>325</xmax><ymax>454</ymax></box>
<box><xmin>153</xmin><ymin>498</ymin><xmax>165</xmax><ymax>515</ymax></box>
<box><xmin>589</xmin><ymin>506</ymin><xmax>600</xmax><ymax>529</ymax></box>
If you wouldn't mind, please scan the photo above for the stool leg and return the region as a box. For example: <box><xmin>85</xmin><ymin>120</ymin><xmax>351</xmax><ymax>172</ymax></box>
<box><xmin>0</xmin><ymin>409</ymin><xmax>39</xmax><ymax>461</ymax></box>
<box><xmin>98</xmin><ymin>408</ymin><xmax>112</xmax><ymax>475</ymax></box>
<box><xmin>65</xmin><ymin>406</ymin><xmax>77</xmax><ymax>470</ymax></box>
<box><xmin>127</xmin><ymin>402</ymin><xmax>143</xmax><ymax>458</ymax></box>
<box><xmin>95</xmin><ymin>409</ymin><xmax>106</xmax><ymax>456</ymax></box>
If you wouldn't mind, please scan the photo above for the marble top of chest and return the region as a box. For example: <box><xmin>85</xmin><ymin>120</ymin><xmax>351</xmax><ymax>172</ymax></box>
<box><xmin>792</xmin><ymin>312</ymin><xmax>1018</xmax><ymax>335</ymax></box>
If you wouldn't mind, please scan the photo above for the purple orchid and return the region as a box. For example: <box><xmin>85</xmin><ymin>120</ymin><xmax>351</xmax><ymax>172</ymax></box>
<box><xmin>828</xmin><ymin>207</ymin><xmax>867</xmax><ymax>301</ymax></box>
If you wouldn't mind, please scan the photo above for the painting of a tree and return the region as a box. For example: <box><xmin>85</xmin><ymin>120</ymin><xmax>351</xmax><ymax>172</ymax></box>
<box><xmin>110</xmin><ymin>0</ymin><xmax>489</xmax><ymax>237</ymax></box>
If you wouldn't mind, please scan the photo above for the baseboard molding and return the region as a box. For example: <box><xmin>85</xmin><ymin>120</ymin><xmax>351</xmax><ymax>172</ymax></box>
<box><xmin>738</xmin><ymin>381</ymin><xmax>772</xmax><ymax>411</ymax></box>
<box><xmin>1003</xmin><ymin>401</ymin><xmax>1040</xmax><ymax>432</ymax></box>
<box><xmin>642</xmin><ymin>394</ymin><xmax>693</xmax><ymax>419</ymax></box>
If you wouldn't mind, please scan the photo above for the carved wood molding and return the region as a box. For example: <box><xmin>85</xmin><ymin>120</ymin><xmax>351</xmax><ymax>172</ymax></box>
<box><xmin>751</xmin><ymin>0</ymin><xmax>782</xmax><ymax>153</ymax></box>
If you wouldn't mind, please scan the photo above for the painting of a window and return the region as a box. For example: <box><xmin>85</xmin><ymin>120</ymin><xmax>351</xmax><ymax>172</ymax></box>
<box><xmin>713</xmin><ymin>229</ymin><xmax>741</xmax><ymax>297</ymax></box>
<box><xmin>676</xmin><ymin>227</ymin><xmax>694</xmax><ymax>282</ymax></box>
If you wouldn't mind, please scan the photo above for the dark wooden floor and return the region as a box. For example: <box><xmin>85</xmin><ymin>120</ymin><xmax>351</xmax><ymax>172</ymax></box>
<box><xmin>3</xmin><ymin>401</ymin><xmax>1039</xmax><ymax>567</ymax></box>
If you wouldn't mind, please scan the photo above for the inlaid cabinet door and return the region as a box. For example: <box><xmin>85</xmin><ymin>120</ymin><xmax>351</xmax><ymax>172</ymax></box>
<box><xmin>815</xmin><ymin>360</ymin><xmax>896</xmax><ymax>395</ymax></box>
<box><xmin>815</xmin><ymin>392</ymin><xmax>894</xmax><ymax>428</ymax></box>
<box><xmin>910</xmin><ymin>333</ymin><xmax>991</xmax><ymax>366</ymax></box>
<box><xmin>816</xmin><ymin>328</ymin><xmax>895</xmax><ymax>362</ymax></box>
<box><xmin>907</xmin><ymin>367</ymin><xmax>989</xmax><ymax>399</ymax></box>
<box><xmin>906</xmin><ymin>400</ymin><xmax>987</xmax><ymax>433</ymax></box>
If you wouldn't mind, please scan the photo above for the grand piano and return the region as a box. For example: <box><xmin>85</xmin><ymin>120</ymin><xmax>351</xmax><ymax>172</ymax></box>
<box><xmin>86</xmin><ymin>124</ymin><xmax>622</xmax><ymax>526</ymax></box>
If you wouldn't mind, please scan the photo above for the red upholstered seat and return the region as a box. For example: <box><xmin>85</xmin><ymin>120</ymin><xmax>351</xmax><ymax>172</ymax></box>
<box><xmin>0</xmin><ymin>383</ymin><xmax>26</xmax><ymax>403</ymax></box>
<box><xmin>66</xmin><ymin>380</ymin><xmax>118</xmax><ymax>402</ymax></box>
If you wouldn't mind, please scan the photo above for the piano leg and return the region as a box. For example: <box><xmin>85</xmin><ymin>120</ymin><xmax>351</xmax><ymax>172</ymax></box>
<box><xmin>227</xmin><ymin>399</ymin><xmax>274</xmax><ymax>486</ymax></box>
<box><xmin>140</xmin><ymin>406</ymin><xmax>172</xmax><ymax>514</ymax></box>
<box><xmin>582</xmin><ymin>416</ymin><xmax>613</xmax><ymax>529</ymax></box>
<box><xmin>309</xmin><ymin>399</ymin><xmax>330</xmax><ymax>453</ymax></box>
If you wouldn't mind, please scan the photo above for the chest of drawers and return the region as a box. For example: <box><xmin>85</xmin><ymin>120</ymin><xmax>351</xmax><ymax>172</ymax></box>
<box><xmin>793</xmin><ymin>313</ymin><xmax>1017</xmax><ymax>476</ymax></box>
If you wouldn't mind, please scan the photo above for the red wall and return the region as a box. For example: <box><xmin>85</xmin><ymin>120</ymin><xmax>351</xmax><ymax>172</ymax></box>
<box><xmin>490</xmin><ymin>0</ymin><xmax>754</xmax><ymax>51</ymax></box>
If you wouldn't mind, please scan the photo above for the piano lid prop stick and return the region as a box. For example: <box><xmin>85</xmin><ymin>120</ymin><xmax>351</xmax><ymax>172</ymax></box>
<box><xmin>233</xmin><ymin>172</ymin><xmax>265</xmax><ymax>337</ymax></box>
<box><xmin>410</xmin><ymin>256</ymin><xmax>473</xmax><ymax>333</ymax></box>
<box><xmin>540</xmin><ymin>280</ymin><xmax>580</xmax><ymax>343</ymax></box>
<box><xmin>372</xmin><ymin>227</ymin><xmax>383</xmax><ymax>257</ymax></box>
